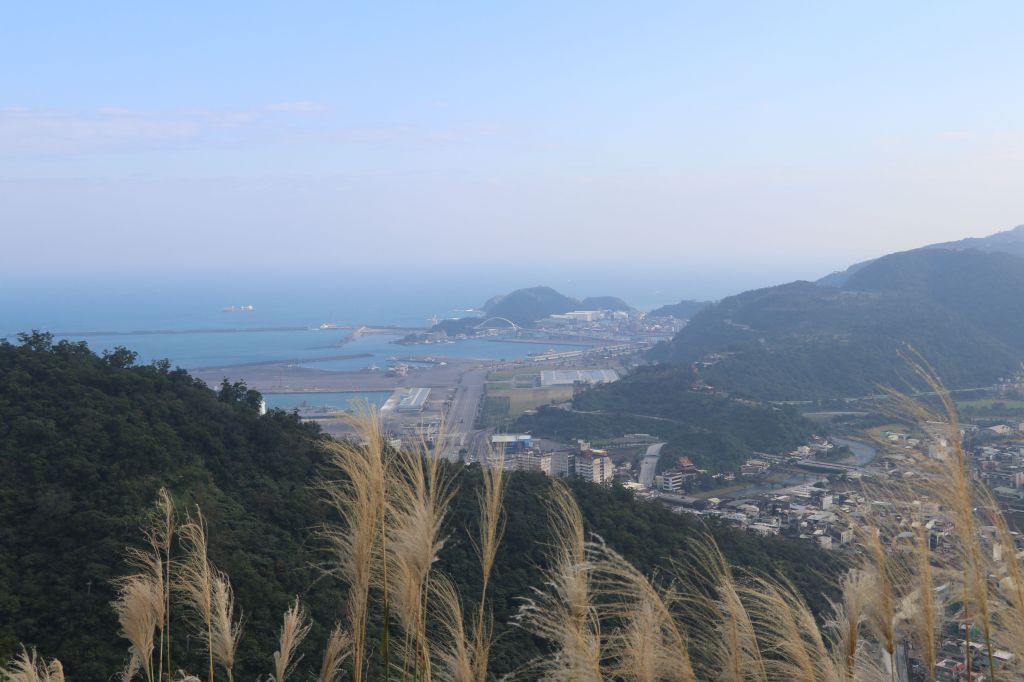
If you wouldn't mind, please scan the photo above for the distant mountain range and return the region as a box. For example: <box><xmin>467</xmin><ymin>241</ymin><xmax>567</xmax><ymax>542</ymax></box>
<box><xmin>818</xmin><ymin>224</ymin><xmax>1024</xmax><ymax>287</ymax></box>
<box><xmin>653</xmin><ymin>225</ymin><xmax>1024</xmax><ymax>400</ymax></box>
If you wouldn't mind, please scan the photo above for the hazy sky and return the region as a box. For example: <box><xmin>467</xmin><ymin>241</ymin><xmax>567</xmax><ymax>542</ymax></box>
<box><xmin>3</xmin><ymin>2</ymin><xmax>1024</xmax><ymax>280</ymax></box>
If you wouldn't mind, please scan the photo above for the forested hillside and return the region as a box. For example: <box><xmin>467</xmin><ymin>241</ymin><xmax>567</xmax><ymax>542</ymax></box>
<box><xmin>515</xmin><ymin>365</ymin><xmax>815</xmax><ymax>471</ymax></box>
<box><xmin>432</xmin><ymin>286</ymin><xmax>632</xmax><ymax>332</ymax></box>
<box><xmin>652</xmin><ymin>249</ymin><xmax>1024</xmax><ymax>400</ymax></box>
<box><xmin>0</xmin><ymin>334</ymin><xmax>839</xmax><ymax>679</ymax></box>
<box><xmin>646</xmin><ymin>299</ymin><xmax>711</xmax><ymax>319</ymax></box>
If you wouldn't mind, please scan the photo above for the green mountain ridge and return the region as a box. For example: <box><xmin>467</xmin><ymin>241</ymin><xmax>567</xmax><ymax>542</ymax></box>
<box><xmin>655</xmin><ymin>247</ymin><xmax>1024</xmax><ymax>400</ymax></box>
<box><xmin>818</xmin><ymin>223</ymin><xmax>1024</xmax><ymax>287</ymax></box>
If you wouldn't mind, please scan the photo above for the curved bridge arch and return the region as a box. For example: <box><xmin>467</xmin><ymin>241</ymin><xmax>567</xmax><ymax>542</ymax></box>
<box><xmin>474</xmin><ymin>316</ymin><xmax>521</xmax><ymax>331</ymax></box>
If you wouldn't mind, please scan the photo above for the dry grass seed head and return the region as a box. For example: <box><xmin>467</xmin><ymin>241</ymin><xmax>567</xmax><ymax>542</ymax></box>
<box><xmin>433</xmin><ymin>575</ymin><xmax>474</xmax><ymax>682</ymax></box>
<box><xmin>592</xmin><ymin>544</ymin><xmax>695</xmax><ymax>682</ymax></box>
<box><xmin>317</xmin><ymin>624</ymin><xmax>352</xmax><ymax>682</ymax></box>
<box><xmin>112</xmin><ymin>573</ymin><xmax>164</xmax><ymax>680</ymax></box>
<box><xmin>0</xmin><ymin>648</ymin><xmax>65</xmax><ymax>682</ymax></box>
<box><xmin>271</xmin><ymin>597</ymin><xmax>311</xmax><ymax>682</ymax></box>
<box><xmin>209</xmin><ymin>570</ymin><xmax>242</xmax><ymax>677</ymax></box>
<box><xmin>517</xmin><ymin>481</ymin><xmax>601</xmax><ymax>682</ymax></box>
<box><xmin>320</xmin><ymin>407</ymin><xmax>389</xmax><ymax>682</ymax></box>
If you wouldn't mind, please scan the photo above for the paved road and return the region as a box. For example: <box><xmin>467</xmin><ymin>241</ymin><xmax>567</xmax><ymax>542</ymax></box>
<box><xmin>442</xmin><ymin>367</ymin><xmax>488</xmax><ymax>461</ymax></box>
<box><xmin>639</xmin><ymin>442</ymin><xmax>665</xmax><ymax>488</ymax></box>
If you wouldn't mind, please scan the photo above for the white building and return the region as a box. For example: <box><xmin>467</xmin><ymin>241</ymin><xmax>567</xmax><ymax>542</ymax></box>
<box><xmin>576</xmin><ymin>451</ymin><xmax>613</xmax><ymax>484</ymax></box>
<box><xmin>547</xmin><ymin>451</ymin><xmax>573</xmax><ymax>477</ymax></box>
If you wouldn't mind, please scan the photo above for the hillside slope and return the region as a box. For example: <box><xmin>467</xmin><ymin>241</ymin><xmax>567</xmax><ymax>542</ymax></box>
<box><xmin>653</xmin><ymin>249</ymin><xmax>1024</xmax><ymax>400</ymax></box>
<box><xmin>818</xmin><ymin>223</ymin><xmax>1024</xmax><ymax>287</ymax></box>
<box><xmin>515</xmin><ymin>365</ymin><xmax>815</xmax><ymax>471</ymax></box>
<box><xmin>646</xmin><ymin>299</ymin><xmax>712</xmax><ymax>319</ymax></box>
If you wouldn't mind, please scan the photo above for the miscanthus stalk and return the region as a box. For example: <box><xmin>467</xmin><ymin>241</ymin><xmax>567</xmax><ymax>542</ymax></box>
<box><xmin>678</xmin><ymin>539</ymin><xmax>766</xmax><ymax>682</ymax></box>
<box><xmin>0</xmin><ymin>647</ymin><xmax>65</xmax><ymax>682</ymax></box>
<box><xmin>154</xmin><ymin>488</ymin><xmax>175</xmax><ymax>682</ymax></box>
<box><xmin>518</xmin><ymin>480</ymin><xmax>601</xmax><ymax>681</ymax></box>
<box><xmin>825</xmin><ymin>569</ymin><xmax>872</xmax><ymax>682</ymax></box>
<box><xmin>470</xmin><ymin>450</ymin><xmax>505</xmax><ymax>682</ymax></box>
<box><xmin>111</xmin><ymin>573</ymin><xmax>164</xmax><ymax>682</ymax></box>
<box><xmin>742</xmin><ymin>575</ymin><xmax>839</xmax><ymax>682</ymax></box>
<box><xmin>209</xmin><ymin>571</ymin><xmax>242</xmax><ymax>682</ymax></box>
<box><xmin>386</xmin><ymin>429</ymin><xmax>455</xmax><ymax>680</ymax></box>
<box><xmin>270</xmin><ymin>598</ymin><xmax>311</xmax><ymax>682</ymax></box>
<box><xmin>317</xmin><ymin>625</ymin><xmax>352</xmax><ymax>682</ymax></box>
<box><xmin>908</xmin><ymin>519</ymin><xmax>937</xmax><ymax>679</ymax></box>
<box><xmin>860</xmin><ymin>526</ymin><xmax>896</xmax><ymax>681</ymax></box>
<box><xmin>887</xmin><ymin>351</ymin><xmax>999</xmax><ymax>678</ymax></box>
<box><xmin>433</xmin><ymin>575</ymin><xmax>474</xmax><ymax>682</ymax></box>
<box><xmin>593</xmin><ymin>544</ymin><xmax>696</xmax><ymax>682</ymax></box>
<box><xmin>321</xmin><ymin>410</ymin><xmax>389</xmax><ymax>682</ymax></box>
<box><xmin>120</xmin><ymin>488</ymin><xmax>175</xmax><ymax>682</ymax></box>
<box><xmin>177</xmin><ymin>509</ymin><xmax>216</xmax><ymax>682</ymax></box>
<box><xmin>177</xmin><ymin>508</ymin><xmax>242</xmax><ymax>682</ymax></box>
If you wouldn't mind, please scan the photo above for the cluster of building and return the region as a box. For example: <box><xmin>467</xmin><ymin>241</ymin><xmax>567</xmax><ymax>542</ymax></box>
<box><xmin>655</xmin><ymin>482</ymin><xmax>856</xmax><ymax>549</ymax></box>
<box><xmin>476</xmin><ymin>402</ymin><xmax>1024</xmax><ymax>678</ymax></box>
<box><xmin>539</xmin><ymin>308</ymin><xmax>685</xmax><ymax>345</ymax></box>
<box><xmin>485</xmin><ymin>435</ymin><xmax>615</xmax><ymax>483</ymax></box>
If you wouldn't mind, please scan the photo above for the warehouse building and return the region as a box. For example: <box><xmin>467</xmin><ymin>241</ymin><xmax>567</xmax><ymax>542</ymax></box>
<box><xmin>396</xmin><ymin>387</ymin><xmax>431</xmax><ymax>413</ymax></box>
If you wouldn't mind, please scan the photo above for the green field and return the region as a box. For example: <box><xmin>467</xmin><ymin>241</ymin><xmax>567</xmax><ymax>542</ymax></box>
<box><xmin>478</xmin><ymin>384</ymin><xmax>575</xmax><ymax>427</ymax></box>
<box><xmin>957</xmin><ymin>398</ymin><xmax>1024</xmax><ymax>409</ymax></box>
<box><xmin>956</xmin><ymin>398</ymin><xmax>1024</xmax><ymax>417</ymax></box>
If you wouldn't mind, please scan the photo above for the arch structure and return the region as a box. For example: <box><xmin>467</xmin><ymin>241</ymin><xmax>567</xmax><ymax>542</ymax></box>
<box><xmin>474</xmin><ymin>317</ymin><xmax>522</xmax><ymax>331</ymax></box>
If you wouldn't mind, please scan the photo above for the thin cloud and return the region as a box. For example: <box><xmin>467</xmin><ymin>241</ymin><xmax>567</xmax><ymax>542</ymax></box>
<box><xmin>0</xmin><ymin>103</ymin><xmax>324</xmax><ymax>158</ymax></box>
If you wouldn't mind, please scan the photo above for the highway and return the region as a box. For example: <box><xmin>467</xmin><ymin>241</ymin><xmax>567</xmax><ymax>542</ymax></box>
<box><xmin>442</xmin><ymin>366</ymin><xmax>489</xmax><ymax>461</ymax></box>
<box><xmin>639</xmin><ymin>442</ymin><xmax>665</xmax><ymax>488</ymax></box>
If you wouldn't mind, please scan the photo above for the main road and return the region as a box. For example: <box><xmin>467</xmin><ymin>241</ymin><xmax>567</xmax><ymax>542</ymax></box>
<box><xmin>442</xmin><ymin>366</ymin><xmax>489</xmax><ymax>461</ymax></box>
<box><xmin>639</xmin><ymin>442</ymin><xmax>665</xmax><ymax>488</ymax></box>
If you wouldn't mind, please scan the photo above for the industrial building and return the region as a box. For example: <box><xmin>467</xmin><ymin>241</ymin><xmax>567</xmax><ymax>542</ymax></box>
<box><xmin>549</xmin><ymin>310</ymin><xmax>603</xmax><ymax>323</ymax></box>
<box><xmin>490</xmin><ymin>433</ymin><xmax>532</xmax><ymax>454</ymax></box>
<box><xmin>540</xmin><ymin>369</ymin><xmax>619</xmax><ymax>387</ymax></box>
<box><xmin>396</xmin><ymin>387</ymin><xmax>431</xmax><ymax>413</ymax></box>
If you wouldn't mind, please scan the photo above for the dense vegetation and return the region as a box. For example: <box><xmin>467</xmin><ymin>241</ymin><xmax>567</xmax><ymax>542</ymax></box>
<box><xmin>646</xmin><ymin>299</ymin><xmax>711</xmax><ymax>320</ymax></box>
<box><xmin>0</xmin><ymin>335</ymin><xmax>840</xmax><ymax>679</ymax></box>
<box><xmin>652</xmin><ymin>248</ymin><xmax>1024</xmax><ymax>399</ymax></box>
<box><xmin>426</xmin><ymin>286</ymin><xmax>632</xmax><ymax>332</ymax></box>
<box><xmin>481</xmin><ymin>286</ymin><xmax>581</xmax><ymax>325</ymax></box>
<box><xmin>514</xmin><ymin>365</ymin><xmax>815</xmax><ymax>471</ymax></box>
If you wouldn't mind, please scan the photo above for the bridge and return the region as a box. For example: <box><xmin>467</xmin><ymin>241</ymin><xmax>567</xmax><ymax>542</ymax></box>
<box><xmin>473</xmin><ymin>317</ymin><xmax>523</xmax><ymax>331</ymax></box>
<box><xmin>792</xmin><ymin>459</ymin><xmax>862</xmax><ymax>474</ymax></box>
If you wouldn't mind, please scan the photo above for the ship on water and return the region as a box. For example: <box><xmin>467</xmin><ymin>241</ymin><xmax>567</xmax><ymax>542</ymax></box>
<box><xmin>223</xmin><ymin>304</ymin><xmax>255</xmax><ymax>313</ymax></box>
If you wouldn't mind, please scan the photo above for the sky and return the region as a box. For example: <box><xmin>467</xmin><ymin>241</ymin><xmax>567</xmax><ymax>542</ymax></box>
<box><xmin>3</xmin><ymin>2</ymin><xmax>1024</xmax><ymax>291</ymax></box>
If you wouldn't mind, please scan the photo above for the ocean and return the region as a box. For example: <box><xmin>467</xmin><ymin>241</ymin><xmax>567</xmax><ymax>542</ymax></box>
<box><xmin>1</xmin><ymin>272</ymin><xmax>598</xmax><ymax>374</ymax></box>
<box><xmin>28</xmin><ymin>327</ymin><xmax>586</xmax><ymax>373</ymax></box>
<box><xmin>4</xmin><ymin>264</ymin><xmax>805</xmax><ymax>377</ymax></box>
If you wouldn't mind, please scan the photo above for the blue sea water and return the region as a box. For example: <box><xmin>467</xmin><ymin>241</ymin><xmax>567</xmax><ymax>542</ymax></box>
<box><xmin>11</xmin><ymin>328</ymin><xmax>584</xmax><ymax>372</ymax></box>
<box><xmin>0</xmin><ymin>268</ymin><xmax>701</xmax><ymax>371</ymax></box>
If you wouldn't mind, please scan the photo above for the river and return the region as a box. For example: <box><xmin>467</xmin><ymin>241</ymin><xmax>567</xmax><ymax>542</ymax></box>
<box><xmin>715</xmin><ymin>436</ymin><xmax>877</xmax><ymax>499</ymax></box>
<box><xmin>832</xmin><ymin>436</ymin><xmax>877</xmax><ymax>466</ymax></box>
